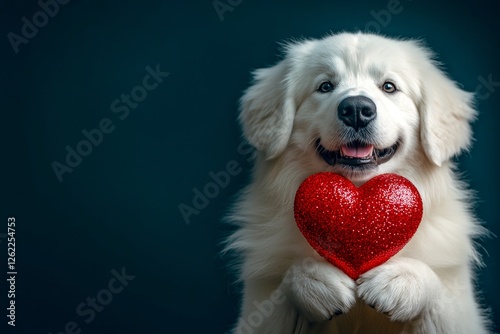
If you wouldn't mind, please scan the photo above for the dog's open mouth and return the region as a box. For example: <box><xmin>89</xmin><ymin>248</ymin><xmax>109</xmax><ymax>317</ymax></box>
<box><xmin>316</xmin><ymin>139</ymin><xmax>399</xmax><ymax>168</ymax></box>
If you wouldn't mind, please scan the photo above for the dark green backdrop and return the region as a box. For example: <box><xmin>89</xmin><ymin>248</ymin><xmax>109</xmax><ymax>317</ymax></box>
<box><xmin>2</xmin><ymin>0</ymin><xmax>499</xmax><ymax>333</ymax></box>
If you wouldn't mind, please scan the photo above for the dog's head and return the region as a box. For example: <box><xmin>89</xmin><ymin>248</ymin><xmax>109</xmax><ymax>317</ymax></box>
<box><xmin>240</xmin><ymin>33</ymin><xmax>476</xmax><ymax>183</ymax></box>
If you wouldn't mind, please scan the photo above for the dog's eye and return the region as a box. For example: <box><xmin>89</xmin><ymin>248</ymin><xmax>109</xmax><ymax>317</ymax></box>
<box><xmin>382</xmin><ymin>81</ymin><xmax>397</xmax><ymax>93</ymax></box>
<box><xmin>318</xmin><ymin>81</ymin><xmax>335</xmax><ymax>93</ymax></box>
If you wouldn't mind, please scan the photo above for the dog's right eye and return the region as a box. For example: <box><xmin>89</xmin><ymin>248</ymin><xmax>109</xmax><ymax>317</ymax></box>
<box><xmin>318</xmin><ymin>81</ymin><xmax>335</xmax><ymax>93</ymax></box>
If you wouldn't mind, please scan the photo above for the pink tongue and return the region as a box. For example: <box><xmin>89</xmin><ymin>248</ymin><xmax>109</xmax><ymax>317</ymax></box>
<box><xmin>341</xmin><ymin>144</ymin><xmax>374</xmax><ymax>158</ymax></box>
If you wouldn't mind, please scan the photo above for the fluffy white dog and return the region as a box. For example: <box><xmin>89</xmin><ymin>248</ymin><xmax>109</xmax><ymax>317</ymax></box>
<box><xmin>226</xmin><ymin>32</ymin><xmax>490</xmax><ymax>334</ymax></box>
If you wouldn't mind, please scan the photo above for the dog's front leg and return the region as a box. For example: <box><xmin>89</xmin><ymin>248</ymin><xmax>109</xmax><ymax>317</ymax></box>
<box><xmin>234</xmin><ymin>278</ymin><xmax>307</xmax><ymax>334</ymax></box>
<box><xmin>357</xmin><ymin>257</ymin><xmax>488</xmax><ymax>334</ymax></box>
<box><xmin>234</xmin><ymin>258</ymin><xmax>356</xmax><ymax>334</ymax></box>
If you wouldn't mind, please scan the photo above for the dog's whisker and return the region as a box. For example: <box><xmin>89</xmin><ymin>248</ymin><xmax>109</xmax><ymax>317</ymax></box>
<box><xmin>306</xmin><ymin>137</ymin><xmax>318</xmax><ymax>154</ymax></box>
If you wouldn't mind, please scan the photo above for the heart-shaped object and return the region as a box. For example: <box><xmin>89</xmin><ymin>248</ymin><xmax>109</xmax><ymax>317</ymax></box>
<box><xmin>294</xmin><ymin>172</ymin><xmax>423</xmax><ymax>279</ymax></box>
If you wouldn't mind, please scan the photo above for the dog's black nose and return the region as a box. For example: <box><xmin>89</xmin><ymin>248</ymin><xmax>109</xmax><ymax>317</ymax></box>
<box><xmin>337</xmin><ymin>96</ymin><xmax>377</xmax><ymax>131</ymax></box>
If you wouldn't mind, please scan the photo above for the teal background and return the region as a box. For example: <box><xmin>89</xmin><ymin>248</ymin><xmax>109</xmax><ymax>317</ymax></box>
<box><xmin>2</xmin><ymin>0</ymin><xmax>499</xmax><ymax>333</ymax></box>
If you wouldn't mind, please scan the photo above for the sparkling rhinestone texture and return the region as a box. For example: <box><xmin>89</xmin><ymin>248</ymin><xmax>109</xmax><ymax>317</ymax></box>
<box><xmin>294</xmin><ymin>172</ymin><xmax>423</xmax><ymax>279</ymax></box>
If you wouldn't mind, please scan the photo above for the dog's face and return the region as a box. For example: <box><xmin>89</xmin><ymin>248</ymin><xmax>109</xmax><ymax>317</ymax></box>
<box><xmin>240</xmin><ymin>33</ymin><xmax>476</xmax><ymax>183</ymax></box>
<box><xmin>291</xmin><ymin>34</ymin><xmax>422</xmax><ymax>182</ymax></box>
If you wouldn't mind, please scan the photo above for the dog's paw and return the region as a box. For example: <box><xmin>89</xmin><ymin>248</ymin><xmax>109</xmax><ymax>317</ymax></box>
<box><xmin>282</xmin><ymin>258</ymin><xmax>356</xmax><ymax>322</ymax></box>
<box><xmin>357</xmin><ymin>257</ymin><xmax>439</xmax><ymax>322</ymax></box>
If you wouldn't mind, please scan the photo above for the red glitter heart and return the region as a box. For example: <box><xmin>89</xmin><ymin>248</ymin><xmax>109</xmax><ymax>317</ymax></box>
<box><xmin>294</xmin><ymin>172</ymin><xmax>423</xmax><ymax>279</ymax></box>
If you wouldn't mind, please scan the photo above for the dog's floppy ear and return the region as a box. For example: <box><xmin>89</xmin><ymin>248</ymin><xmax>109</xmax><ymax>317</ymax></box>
<box><xmin>239</xmin><ymin>60</ymin><xmax>295</xmax><ymax>159</ymax></box>
<box><xmin>418</xmin><ymin>54</ymin><xmax>477</xmax><ymax>166</ymax></box>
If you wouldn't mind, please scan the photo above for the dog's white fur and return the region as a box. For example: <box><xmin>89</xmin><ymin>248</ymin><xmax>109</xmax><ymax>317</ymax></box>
<box><xmin>226</xmin><ymin>32</ymin><xmax>490</xmax><ymax>334</ymax></box>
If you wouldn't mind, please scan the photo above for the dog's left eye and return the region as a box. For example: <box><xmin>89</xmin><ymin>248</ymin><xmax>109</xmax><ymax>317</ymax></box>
<box><xmin>382</xmin><ymin>81</ymin><xmax>397</xmax><ymax>93</ymax></box>
<box><xmin>318</xmin><ymin>81</ymin><xmax>335</xmax><ymax>93</ymax></box>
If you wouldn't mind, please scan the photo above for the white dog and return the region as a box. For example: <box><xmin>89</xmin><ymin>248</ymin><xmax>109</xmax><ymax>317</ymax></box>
<box><xmin>226</xmin><ymin>32</ymin><xmax>491</xmax><ymax>334</ymax></box>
